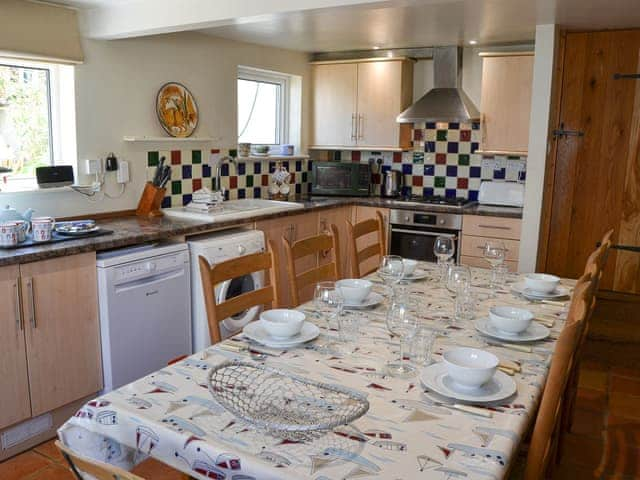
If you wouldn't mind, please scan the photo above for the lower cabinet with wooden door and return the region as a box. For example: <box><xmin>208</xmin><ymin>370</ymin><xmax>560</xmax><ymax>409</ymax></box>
<box><xmin>460</xmin><ymin>215</ymin><xmax>522</xmax><ymax>272</ymax></box>
<box><xmin>0</xmin><ymin>252</ymin><xmax>103</xmax><ymax>459</ymax></box>
<box><xmin>256</xmin><ymin>212</ymin><xmax>319</xmax><ymax>308</ymax></box>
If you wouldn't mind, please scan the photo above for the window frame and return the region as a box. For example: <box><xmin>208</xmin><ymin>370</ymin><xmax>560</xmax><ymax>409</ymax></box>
<box><xmin>237</xmin><ymin>66</ymin><xmax>290</xmax><ymax>147</ymax></box>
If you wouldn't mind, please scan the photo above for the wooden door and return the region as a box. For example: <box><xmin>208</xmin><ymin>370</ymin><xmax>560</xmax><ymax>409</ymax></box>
<box><xmin>0</xmin><ymin>265</ymin><xmax>31</xmax><ymax>430</ymax></box>
<box><xmin>541</xmin><ymin>30</ymin><xmax>640</xmax><ymax>294</ymax></box>
<box><xmin>311</xmin><ymin>63</ymin><xmax>358</xmax><ymax>147</ymax></box>
<box><xmin>354</xmin><ymin>206</ymin><xmax>389</xmax><ymax>276</ymax></box>
<box><xmin>356</xmin><ymin>61</ymin><xmax>411</xmax><ymax>148</ymax></box>
<box><xmin>21</xmin><ymin>253</ymin><xmax>103</xmax><ymax>416</ymax></box>
<box><xmin>318</xmin><ymin>206</ymin><xmax>352</xmax><ymax>279</ymax></box>
<box><xmin>480</xmin><ymin>54</ymin><xmax>534</xmax><ymax>154</ymax></box>
<box><xmin>257</xmin><ymin>212</ymin><xmax>319</xmax><ymax>308</ymax></box>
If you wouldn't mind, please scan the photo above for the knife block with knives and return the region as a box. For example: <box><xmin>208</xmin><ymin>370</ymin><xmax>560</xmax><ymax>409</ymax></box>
<box><xmin>137</xmin><ymin>156</ymin><xmax>171</xmax><ymax>218</ymax></box>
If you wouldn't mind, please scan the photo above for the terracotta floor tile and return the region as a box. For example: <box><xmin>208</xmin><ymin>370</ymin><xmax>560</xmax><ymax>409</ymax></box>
<box><xmin>609</xmin><ymin>393</ymin><xmax>640</xmax><ymax>421</ymax></box>
<box><xmin>33</xmin><ymin>439</ymin><xmax>65</xmax><ymax>465</ymax></box>
<box><xmin>575</xmin><ymin>387</ymin><xmax>608</xmax><ymax>412</ymax></box>
<box><xmin>578</xmin><ymin>368</ymin><xmax>609</xmax><ymax>392</ymax></box>
<box><xmin>610</xmin><ymin>376</ymin><xmax>640</xmax><ymax>397</ymax></box>
<box><xmin>0</xmin><ymin>451</ymin><xmax>50</xmax><ymax>479</ymax></box>
<box><xmin>570</xmin><ymin>407</ymin><xmax>606</xmax><ymax>437</ymax></box>
<box><xmin>31</xmin><ymin>463</ymin><xmax>76</xmax><ymax>480</ymax></box>
<box><xmin>131</xmin><ymin>458</ymin><xmax>188</xmax><ymax>480</ymax></box>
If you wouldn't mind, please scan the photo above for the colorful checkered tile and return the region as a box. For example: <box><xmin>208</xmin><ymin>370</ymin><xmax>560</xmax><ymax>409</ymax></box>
<box><xmin>147</xmin><ymin>149</ymin><xmax>311</xmax><ymax>207</ymax></box>
<box><xmin>316</xmin><ymin>122</ymin><xmax>526</xmax><ymax>200</ymax></box>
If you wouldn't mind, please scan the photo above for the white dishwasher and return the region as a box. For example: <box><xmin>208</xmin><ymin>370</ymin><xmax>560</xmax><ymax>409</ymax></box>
<box><xmin>97</xmin><ymin>242</ymin><xmax>191</xmax><ymax>392</ymax></box>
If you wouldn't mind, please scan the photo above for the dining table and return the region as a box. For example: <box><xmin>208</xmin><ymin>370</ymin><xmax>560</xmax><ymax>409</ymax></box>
<box><xmin>58</xmin><ymin>262</ymin><xmax>575</xmax><ymax>480</ymax></box>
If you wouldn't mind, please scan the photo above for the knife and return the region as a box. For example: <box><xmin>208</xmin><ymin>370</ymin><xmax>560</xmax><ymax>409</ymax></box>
<box><xmin>152</xmin><ymin>156</ymin><xmax>165</xmax><ymax>186</ymax></box>
<box><xmin>159</xmin><ymin>166</ymin><xmax>171</xmax><ymax>188</ymax></box>
<box><xmin>484</xmin><ymin>339</ymin><xmax>533</xmax><ymax>353</ymax></box>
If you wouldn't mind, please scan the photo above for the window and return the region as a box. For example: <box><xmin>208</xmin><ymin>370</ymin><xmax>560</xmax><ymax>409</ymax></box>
<box><xmin>0</xmin><ymin>58</ymin><xmax>76</xmax><ymax>191</ymax></box>
<box><xmin>237</xmin><ymin>66</ymin><xmax>289</xmax><ymax>146</ymax></box>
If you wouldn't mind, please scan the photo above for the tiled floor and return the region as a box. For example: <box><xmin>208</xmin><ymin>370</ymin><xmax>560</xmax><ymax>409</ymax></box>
<box><xmin>2</xmin><ymin>339</ymin><xmax>639</xmax><ymax>480</ymax></box>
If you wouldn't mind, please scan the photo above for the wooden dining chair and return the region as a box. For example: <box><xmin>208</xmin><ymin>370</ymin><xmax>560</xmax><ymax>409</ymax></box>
<box><xmin>283</xmin><ymin>225</ymin><xmax>342</xmax><ymax>307</ymax></box>
<box><xmin>524</xmin><ymin>278</ymin><xmax>592</xmax><ymax>480</ymax></box>
<box><xmin>346</xmin><ymin>211</ymin><xmax>387</xmax><ymax>278</ymax></box>
<box><xmin>584</xmin><ymin>228</ymin><xmax>614</xmax><ymax>282</ymax></box>
<box><xmin>198</xmin><ymin>240</ymin><xmax>280</xmax><ymax>345</ymax></box>
<box><xmin>56</xmin><ymin>440</ymin><xmax>145</xmax><ymax>480</ymax></box>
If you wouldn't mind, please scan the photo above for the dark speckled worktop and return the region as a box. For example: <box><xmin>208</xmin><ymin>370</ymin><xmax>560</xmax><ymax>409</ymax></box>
<box><xmin>0</xmin><ymin>196</ymin><xmax>523</xmax><ymax>266</ymax></box>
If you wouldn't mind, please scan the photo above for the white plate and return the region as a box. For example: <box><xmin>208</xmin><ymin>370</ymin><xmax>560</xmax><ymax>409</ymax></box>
<box><xmin>343</xmin><ymin>292</ymin><xmax>384</xmax><ymax>309</ymax></box>
<box><xmin>243</xmin><ymin>321</ymin><xmax>319</xmax><ymax>347</ymax></box>
<box><xmin>511</xmin><ymin>281</ymin><xmax>570</xmax><ymax>299</ymax></box>
<box><xmin>403</xmin><ymin>269</ymin><xmax>430</xmax><ymax>281</ymax></box>
<box><xmin>475</xmin><ymin>317</ymin><xmax>550</xmax><ymax>342</ymax></box>
<box><xmin>420</xmin><ymin>362</ymin><xmax>517</xmax><ymax>403</ymax></box>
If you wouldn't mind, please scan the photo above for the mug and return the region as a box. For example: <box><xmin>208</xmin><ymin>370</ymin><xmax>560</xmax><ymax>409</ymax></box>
<box><xmin>32</xmin><ymin>217</ymin><xmax>55</xmax><ymax>242</ymax></box>
<box><xmin>238</xmin><ymin>142</ymin><xmax>251</xmax><ymax>157</ymax></box>
<box><xmin>0</xmin><ymin>222</ymin><xmax>20</xmax><ymax>247</ymax></box>
<box><xmin>14</xmin><ymin>220</ymin><xmax>29</xmax><ymax>243</ymax></box>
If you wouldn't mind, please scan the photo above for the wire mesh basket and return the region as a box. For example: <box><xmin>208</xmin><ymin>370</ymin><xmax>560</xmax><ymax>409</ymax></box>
<box><xmin>207</xmin><ymin>361</ymin><xmax>370</xmax><ymax>441</ymax></box>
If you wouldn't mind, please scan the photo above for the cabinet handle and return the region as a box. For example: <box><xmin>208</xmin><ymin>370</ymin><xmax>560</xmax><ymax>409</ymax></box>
<box><xmin>476</xmin><ymin>245</ymin><xmax>510</xmax><ymax>252</ymax></box>
<box><xmin>14</xmin><ymin>279</ymin><xmax>23</xmax><ymax>331</ymax></box>
<box><xmin>478</xmin><ymin>224</ymin><xmax>511</xmax><ymax>230</ymax></box>
<box><xmin>358</xmin><ymin>114</ymin><xmax>364</xmax><ymax>140</ymax></box>
<box><xmin>351</xmin><ymin>113</ymin><xmax>357</xmax><ymax>141</ymax></box>
<box><xmin>26</xmin><ymin>278</ymin><xmax>36</xmax><ymax>329</ymax></box>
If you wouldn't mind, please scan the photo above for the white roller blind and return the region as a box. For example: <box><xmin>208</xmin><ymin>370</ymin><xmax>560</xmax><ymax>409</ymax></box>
<box><xmin>0</xmin><ymin>0</ymin><xmax>84</xmax><ymax>65</ymax></box>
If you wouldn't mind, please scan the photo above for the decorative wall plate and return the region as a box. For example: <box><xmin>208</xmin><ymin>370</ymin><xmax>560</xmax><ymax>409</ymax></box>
<box><xmin>156</xmin><ymin>82</ymin><xmax>198</xmax><ymax>138</ymax></box>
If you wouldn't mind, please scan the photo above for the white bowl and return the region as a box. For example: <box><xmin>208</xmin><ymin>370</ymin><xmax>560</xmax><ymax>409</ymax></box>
<box><xmin>443</xmin><ymin>348</ymin><xmax>498</xmax><ymax>390</ymax></box>
<box><xmin>337</xmin><ymin>279</ymin><xmax>372</xmax><ymax>304</ymax></box>
<box><xmin>525</xmin><ymin>273</ymin><xmax>560</xmax><ymax>294</ymax></box>
<box><xmin>402</xmin><ymin>259</ymin><xmax>418</xmax><ymax>276</ymax></box>
<box><xmin>489</xmin><ymin>306</ymin><xmax>533</xmax><ymax>334</ymax></box>
<box><xmin>259</xmin><ymin>309</ymin><xmax>305</xmax><ymax>339</ymax></box>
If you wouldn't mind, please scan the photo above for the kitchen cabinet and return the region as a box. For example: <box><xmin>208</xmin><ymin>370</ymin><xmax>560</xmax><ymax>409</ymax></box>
<box><xmin>256</xmin><ymin>212</ymin><xmax>319</xmax><ymax>308</ymax></box>
<box><xmin>460</xmin><ymin>215</ymin><xmax>522</xmax><ymax>272</ymax></box>
<box><xmin>0</xmin><ymin>253</ymin><xmax>102</xmax><ymax>430</ymax></box>
<box><xmin>479</xmin><ymin>53</ymin><xmax>534</xmax><ymax>155</ymax></box>
<box><xmin>0</xmin><ymin>265</ymin><xmax>31</xmax><ymax>430</ymax></box>
<box><xmin>318</xmin><ymin>206</ymin><xmax>353</xmax><ymax>279</ymax></box>
<box><xmin>311</xmin><ymin>59</ymin><xmax>413</xmax><ymax>150</ymax></box>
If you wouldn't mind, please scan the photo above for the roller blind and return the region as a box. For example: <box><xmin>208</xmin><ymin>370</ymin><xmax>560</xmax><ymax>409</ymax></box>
<box><xmin>0</xmin><ymin>0</ymin><xmax>84</xmax><ymax>65</ymax></box>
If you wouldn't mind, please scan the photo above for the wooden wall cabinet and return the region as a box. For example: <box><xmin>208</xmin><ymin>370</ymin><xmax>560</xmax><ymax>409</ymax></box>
<box><xmin>0</xmin><ymin>253</ymin><xmax>102</xmax><ymax>430</ymax></box>
<box><xmin>479</xmin><ymin>53</ymin><xmax>534</xmax><ymax>155</ymax></box>
<box><xmin>460</xmin><ymin>215</ymin><xmax>522</xmax><ymax>272</ymax></box>
<box><xmin>311</xmin><ymin>59</ymin><xmax>413</xmax><ymax>151</ymax></box>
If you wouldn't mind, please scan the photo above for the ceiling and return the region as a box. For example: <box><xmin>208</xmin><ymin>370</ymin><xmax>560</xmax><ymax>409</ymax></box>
<box><xmin>48</xmin><ymin>0</ymin><xmax>640</xmax><ymax>51</ymax></box>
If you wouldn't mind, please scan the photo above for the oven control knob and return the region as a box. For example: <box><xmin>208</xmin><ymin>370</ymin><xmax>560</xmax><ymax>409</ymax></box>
<box><xmin>439</xmin><ymin>219</ymin><xmax>446</xmax><ymax>225</ymax></box>
<box><xmin>145</xmin><ymin>262</ymin><xmax>157</xmax><ymax>272</ymax></box>
<box><xmin>405</xmin><ymin>215</ymin><xmax>410</xmax><ymax>221</ymax></box>
<box><xmin>238</xmin><ymin>245</ymin><xmax>246</xmax><ymax>255</ymax></box>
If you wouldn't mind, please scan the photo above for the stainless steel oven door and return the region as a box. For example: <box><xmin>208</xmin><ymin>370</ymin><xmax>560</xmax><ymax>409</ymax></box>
<box><xmin>389</xmin><ymin>227</ymin><xmax>460</xmax><ymax>263</ymax></box>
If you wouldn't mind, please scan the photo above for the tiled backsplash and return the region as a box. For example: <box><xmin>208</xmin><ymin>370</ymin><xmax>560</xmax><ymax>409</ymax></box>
<box><xmin>146</xmin><ymin>149</ymin><xmax>311</xmax><ymax>208</ymax></box>
<box><xmin>316</xmin><ymin>122</ymin><xmax>526</xmax><ymax>200</ymax></box>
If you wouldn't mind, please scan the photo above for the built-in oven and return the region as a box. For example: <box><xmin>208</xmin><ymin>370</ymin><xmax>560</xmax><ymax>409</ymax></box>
<box><xmin>389</xmin><ymin>209</ymin><xmax>462</xmax><ymax>263</ymax></box>
<box><xmin>311</xmin><ymin>161</ymin><xmax>371</xmax><ymax>196</ymax></box>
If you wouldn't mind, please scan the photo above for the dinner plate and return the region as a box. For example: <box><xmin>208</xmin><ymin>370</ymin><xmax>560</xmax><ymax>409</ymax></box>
<box><xmin>420</xmin><ymin>362</ymin><xmax>517</xmax><ymax>403</ymax></box>
<box><xmin>243</xmin><ymin>321</ymin><xmax>319</xmax><ymax>348</ymax></box>
<box><xmin>403</xmin><ymin>269</ymin><xmax>430</xmax><ymax>281</ymax></box>
<box><xmin>343</xmin><ymin>292</ymin><xmax>384</xmax><ymax>309</ymax></box>
<box><xmin>511</xmin><ymin>281</ymin><xmax>570</xmax><ymax>299</ymax></box>
<box><xmin>475</xmin><ymin>317</ymin><xmax>550</xmax><ymax>342</ymax></box>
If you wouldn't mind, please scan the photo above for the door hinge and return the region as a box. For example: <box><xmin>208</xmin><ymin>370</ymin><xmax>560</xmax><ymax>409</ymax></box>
<box><xmin>553</xmin><ymin>122</ymin><xmax>584</xmax><ymax>139</ymax></box>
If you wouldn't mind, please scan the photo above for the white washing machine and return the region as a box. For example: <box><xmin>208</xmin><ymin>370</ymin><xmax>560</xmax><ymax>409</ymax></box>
<box><xmin>188</xmin><ymin>228</ymin><xmax>266</xmax><ymax>351</ymax></box>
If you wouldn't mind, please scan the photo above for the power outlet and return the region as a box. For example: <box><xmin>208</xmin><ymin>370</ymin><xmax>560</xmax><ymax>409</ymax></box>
<box><xmin>85</xmin><ymin>158</ymin><xmax>102</xmax><ymax>175</ymax></box>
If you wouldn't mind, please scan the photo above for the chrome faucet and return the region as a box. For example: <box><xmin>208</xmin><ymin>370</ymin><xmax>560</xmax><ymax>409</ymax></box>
<box><xmin>214</xmin><ymin>155</ymin><xmax>236</xmax><ymax>195</ymax></box>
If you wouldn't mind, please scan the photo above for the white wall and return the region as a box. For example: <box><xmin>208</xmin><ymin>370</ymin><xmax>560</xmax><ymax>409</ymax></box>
<box><xmin>1</xmin><ymin>32</ymin><xmax>310</xmax><ymax>217</ymax></box>
<box><xmin>518</xmin><ymin>24</ymin><xmax>557</xmax><ymax>272</ymax></box>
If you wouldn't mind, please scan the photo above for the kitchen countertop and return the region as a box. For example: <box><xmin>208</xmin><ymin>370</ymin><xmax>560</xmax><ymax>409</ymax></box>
<box><xmin>0</xmin><ymin>196</ymin><xmax>523</xmax><ymax>266</ymax></box>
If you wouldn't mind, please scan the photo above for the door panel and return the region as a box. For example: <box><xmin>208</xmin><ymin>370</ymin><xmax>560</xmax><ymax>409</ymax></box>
<box><xmin>311</xmin><ymin>63</ymin><xmax>357</xmax><ymax>147</ymax></box>
<box><xmin>544</xmin><ymin>30</ymin><xmax>640</xmax><ymax>293</ymax></box>
<box><xmin>21</xmin><ymin>253</ymin><xmax>102</xmax><ymax>415</ymax></box>
<box><xmin>0</xmin><ymin>265</ymin><xmax>31</xmax><ymax>429</ymax></box>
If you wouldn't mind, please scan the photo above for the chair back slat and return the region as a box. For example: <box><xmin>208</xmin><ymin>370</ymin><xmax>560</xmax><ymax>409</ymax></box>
<box><xmin>284</xmin><ymin>227</ymin><xmax>342</xmax><ymax>307</ymax></box>
<box><xmin>347</xmin><ymin>212</ymin><xmax>386</xmax><ymax>278</ymax></box>
<box><xmin>56</xmin><ymin>440</ymin><xmax>145</xmax><ymax>480</ymax></box>
<box><xmin>198</xmin><ymin>240</ymin><xmax>280</xmax><ymax>345</ymax></box>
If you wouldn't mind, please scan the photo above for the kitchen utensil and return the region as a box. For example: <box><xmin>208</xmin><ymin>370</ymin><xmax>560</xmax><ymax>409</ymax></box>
<box><xmin>238</xmin><ymin>142</ymin><xmax>251</xmax><ymax>157</ymax></box>
<box><xmin>159</xmin><ymin>165</ymin><xmax>172</xmax><ymax>188</ymax></box>
<box><xmin>242</xmin><ymin>321</ymin><xmax>320</xmax><ymax>348</ymax></box>
<box><xmin>475</xmin><ymin>318</ymin><xmax>550</xmax><ymax>342</ymax></box>
<box><xmin>524</xmin><ymin>273</ymin><xmax>561</xmax><ymax>294</ymax></box>
<box><xmin>0</xmin><ymin>205</ymin><xmax>34</xmax><ymax>225</ymax></box>
<box><xmin>152</xmin><ymin>156</ymin><xmax>166</xmax><ymax>186</ymax></box>
<box><xmin>336</xmin><ymin>279</ymin><xmax>373</xmax><ymax>304</ymax></box>
<box><xmin>488</xmin><ymin>306</ymin><xmax>534</xmax><ymax>334</ymax></box>
<box><xmin>0</xmin><ymin>222</ymin><xmax>20</xmax><ymax>247</ymax></box>
<box><xmin>381</xmin><ymin>170</ymin><xmax>403</xmax><ymax>197</ymax></box>
<box><xmin>31</xmin><ymin>217</ymin><xmax>55</xmax><ymax>242</ymax></box>
<box><xmin>207</xmin><ymin>361</ymin><xmax>370</xmax><ymax>441</ymax></box>
<box><xmin>259</xmin><ymin>309</ymin><xmax>305</xmax><ymax>339</ymax></box>
<box><xmin>342</xmin><ymin>291</ymin><xmax>384</xmax><ymax>309</ymax></box>
<box><xmin>402</xmin><ymin>259</ymin><xmax>418</xmax><ymax>276</ymax></box>
<box><xmin>443</xmin><ymin>348</ymin><xmax>498</xmax><ymax>390</ymax></box>
<box><xmin>136</xmin><ymin>182</ymin><xmax>166</xmax><ymax>218</ymax></box>
<box><xmin>14</xmin><ymin>220</ymin><xmax>29</xmax><ymax>242</ymax></box>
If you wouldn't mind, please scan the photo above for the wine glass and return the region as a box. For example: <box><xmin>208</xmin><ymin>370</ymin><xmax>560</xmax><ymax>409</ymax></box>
<box><xmin>433</xmin><ymin>236</ymin><xmax>455</xmax><ymax>280</ymax></box>
<box><xmin>483</xmin><ymin>241</ymin><xmax>506</xmax><ymax>289</ymax></box>
<box><xmin>385</xmin><ymin>301</ymin><xmax>418</xmax><ymax>376</ymax></box>
<box><xmin>314</xmin><ymin>282</ymin><xmax>344</xmax><ymax>344</ymax></box>
<box><xmin>446</xmin><ymin>265</ymin><xmax>471</xmax><ymax>322</ymax></box>
<box><xmin>378</xmin><ymin>255</ymin><xmax>405</xmax><ymax>298</ymax></box>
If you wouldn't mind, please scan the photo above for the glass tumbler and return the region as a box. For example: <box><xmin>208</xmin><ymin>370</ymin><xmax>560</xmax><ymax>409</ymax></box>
<box><xmin>410</xmin><ymin>327</ymin><xmax>436</xmax><ymax>367</ymax></box>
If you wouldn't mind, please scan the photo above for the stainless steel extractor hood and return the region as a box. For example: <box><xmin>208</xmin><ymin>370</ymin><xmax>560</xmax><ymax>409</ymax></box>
<box><xmin>397</xmin><ymin>46</ymin><xmax>480</xmax><ymax>123</ymax></box>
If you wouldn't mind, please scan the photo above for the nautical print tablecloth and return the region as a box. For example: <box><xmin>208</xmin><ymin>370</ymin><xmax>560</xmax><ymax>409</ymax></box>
<box><xmin>59</xmin><ymin>264</ymin><xmax>574</xmax><ymax>480</ymax></box>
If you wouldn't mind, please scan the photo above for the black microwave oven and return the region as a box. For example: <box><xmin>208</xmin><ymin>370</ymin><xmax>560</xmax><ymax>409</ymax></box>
<box><xmin>311</xmin><ymin>161</ymin><xmax>371</xmax><ymax>196</ymax></box>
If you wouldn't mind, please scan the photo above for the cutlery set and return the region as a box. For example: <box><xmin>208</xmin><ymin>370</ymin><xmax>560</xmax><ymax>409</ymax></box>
<box><xmin>151</xmin><ymin>156</ymin><xmax>172</xmax><ymax>188</ymax></box>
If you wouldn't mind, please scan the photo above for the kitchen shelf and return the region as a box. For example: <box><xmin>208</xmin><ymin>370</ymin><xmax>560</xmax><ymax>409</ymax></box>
<box><xmin>237</xmin><ymin>155</ymin><xmax>309</xmax><ymax>162</ymax></box>
<box><xmin>309</xmin><ymin>145</ymin><xmax>406</xmax><ymax>152</ymax></box>
<box><xmin>123</xmin><ymin>136</ymin><xmax>214</xmax><ymax>143</ymax></box>
<box><xmin>475</xmin><ymin>150</ymin><xmax>528</xmax><ymax>157</ymax></box>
